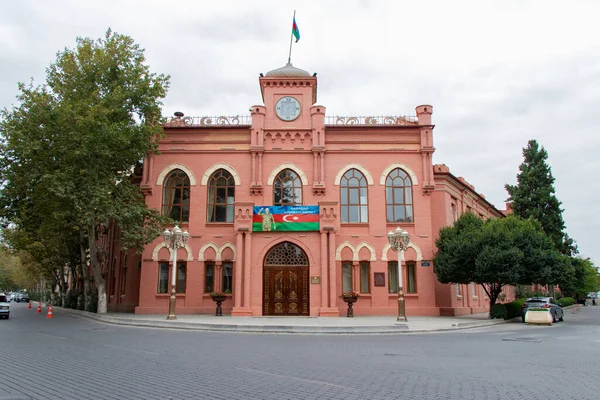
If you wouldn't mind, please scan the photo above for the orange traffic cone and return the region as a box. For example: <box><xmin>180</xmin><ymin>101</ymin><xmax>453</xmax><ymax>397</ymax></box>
<box><xmin>46</xmin><ymin>304</ymin><xmax>53</xmax><ymax>319</ymax></box>
<box><xmin>36</xmin><ymin>303</ymin><xmax>41</xmax><ymax>313</ymax></box>
<box><xmin>28</xmin><ymin>301</ymin><xmax>32</xmax><ymax>309</ymax></box>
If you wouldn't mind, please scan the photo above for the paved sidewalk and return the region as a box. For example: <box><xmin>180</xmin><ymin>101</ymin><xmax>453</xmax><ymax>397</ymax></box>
<box><xmin>44</xmin><ymin>303</ymin><xmax>517</xmax><ymax>334</ymax></box>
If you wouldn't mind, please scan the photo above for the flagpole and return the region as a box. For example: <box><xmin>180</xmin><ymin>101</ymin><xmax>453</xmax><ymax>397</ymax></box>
<box><xmin>287</xmin><ymin>10</ymin><xmax>296</xmax><ymax>64</ymax></box>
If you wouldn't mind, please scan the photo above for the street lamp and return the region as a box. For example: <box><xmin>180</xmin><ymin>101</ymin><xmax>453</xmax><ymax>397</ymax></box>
<box><xmin>388</xmin><ymin>227</ymin><xmax>411</xmax><ymax>321</ymax></box>
<box><xmin>163</xmin><ymin>225</ymin><xmax>189</xmax><ymax>320</ymax></box>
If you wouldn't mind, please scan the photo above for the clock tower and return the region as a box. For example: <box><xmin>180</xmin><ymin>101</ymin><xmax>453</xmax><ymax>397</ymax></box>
<box><xmin>248</xmin><ymin>62</ymin><xmax>326</xmax><ymax>196</ymax></box>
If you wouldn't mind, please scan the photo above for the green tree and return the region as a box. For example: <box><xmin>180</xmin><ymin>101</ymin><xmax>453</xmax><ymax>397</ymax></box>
<box><xmin>434</xmin><ymin>213</ymin><xmax>567</xmax><ymax>311</ymax></box>
<box><xmin>560</xmin><ymin>257</ymin><xmax>599</xmax><ymax>299</ymax></box>
<box><xmin>0</xmin><ymin>245</ymin><xmax>38</xmax><ymax>291</ymax></box>
<box><xmin>0</xmin><ymin>29</ymin><xmax>170</xmax><ymax>313</ymax></box>
<box><xmin>505</xmin><ymin>140</ymin><xmax>569</xmax><ymax>254</ymax></box>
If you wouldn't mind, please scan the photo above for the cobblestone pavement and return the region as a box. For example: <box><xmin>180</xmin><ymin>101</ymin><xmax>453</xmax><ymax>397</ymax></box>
<box><xmin>2</xmin><ymin>302</ymin><xmax>600</xmax><ymax>400</ymax></box>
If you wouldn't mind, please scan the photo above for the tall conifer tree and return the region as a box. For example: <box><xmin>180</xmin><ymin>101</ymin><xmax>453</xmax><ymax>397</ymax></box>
<box><xmin>505</xmin><ymin>140</ymin><xmax>570</xmax><ymax>254</ymax></box>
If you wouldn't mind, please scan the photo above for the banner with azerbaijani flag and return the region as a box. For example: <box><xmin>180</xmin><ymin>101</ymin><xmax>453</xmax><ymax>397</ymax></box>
<box><xmin>253</xmin><ymin>206</ymin><xmax>319</xmax><ymax>232</ymax></box>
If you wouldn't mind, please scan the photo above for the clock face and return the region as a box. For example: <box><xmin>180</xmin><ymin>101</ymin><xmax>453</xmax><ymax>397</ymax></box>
<box><xmin>275</xmin><ymin>96</ymin><xmax>301</xmax><ymax>121</ymax></box>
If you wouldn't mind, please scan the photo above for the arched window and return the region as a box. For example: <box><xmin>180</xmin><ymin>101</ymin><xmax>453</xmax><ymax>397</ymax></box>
<box><xmin>162</xmin><ymin>169</ymin><xmax>190</xmax><ymax>222</ymax></box>
<box><xmin>207</xmin><ymin>169</ymin><xmax>235</xmax><ymax>223</ymax></box>
<box><xmin>340</xmin><ymin>169</ymin><xmax>368</xmax><ymax>223</ymax></box>
<box><xmin>273</xmin><ymin>169</ymin><xmax>302</xmax><ymax>206</ymax></box>
<box><xmin>385</xmin><ymin>168</ymin><xmax>413</xmax><ymax>223</ymax></box>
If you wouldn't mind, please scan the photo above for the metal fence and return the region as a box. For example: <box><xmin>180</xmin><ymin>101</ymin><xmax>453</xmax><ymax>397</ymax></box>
<box><xmin>325</xmin><ymin>115</ymin><xmax>418</xmax><ymax>126</ymax></box>
<box><xmin>163</xmin><ymin>115</ymin><xmax>252</xmax><ymax>127</ymax></box>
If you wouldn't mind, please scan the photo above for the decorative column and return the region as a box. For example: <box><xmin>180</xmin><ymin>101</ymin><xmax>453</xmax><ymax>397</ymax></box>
<box><xmin>328</xmin><ymin>231</ymin><xmax>337</xmax><ymax>311</ymax></box>
<box><xmin>257</xmin><ymin>153</ymin><xmax>263</xmax><ymax>185</ymax></box>
<box><xmin>320</xmin><ymin>153</ymin><xmax>325</xmax><ymax>184</ymax></box>
<box><xmin>243</xmin><ymin>231</ymin><xmax>252</xmax><ymax>309</ymax></box>
<box><xmin>353</xmin><ymin>261</ymin><xmax>360</xmax><ymax>293</ymax></box>
<box><xmin>214</xmin><ymin>261</ymin><xmax>222</xmax><ymax>295</ymax></box>
<box><xmin>232</xmin><ymin>202</ymin><xmax>252</xmax><ymax>316</ymax></box>
<box><xmin>313</xmin><ymin>153</ymin><xmax>318</xmax><ymax>182</ymax></box>
<box><xmin>234</xmin><ymin>232</ymin><xmax>243</xmax><ymax>308</ymax></box>
<box><xmin>251</xmin><ymin>153</ymin><xmax>256</xmax><ymax>185</ymax></box>
<box><xmin>320</xmin><ymin>231</ymin><xmax>328</xmax><ymax>309</ymax></box>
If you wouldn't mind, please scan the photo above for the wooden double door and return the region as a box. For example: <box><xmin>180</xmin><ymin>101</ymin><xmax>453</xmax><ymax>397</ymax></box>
<box><xmin>263</xmin><ymin>266</ymin><xmax>309</xmax><ymax>316</ymax></box>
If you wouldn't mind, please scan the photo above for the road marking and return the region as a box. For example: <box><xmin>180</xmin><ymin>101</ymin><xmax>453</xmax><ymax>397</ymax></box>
<box><xmin>234</xmin><ymin>367</ymin><xmax>352</xmax><ymax>390</ymax></box>
<box><xmin>103</xmin><ymin>344</ymin><xmax>159</xmax><ymax>355</ymax></box>
<box><xmin>502</xmin><ymin>337</ymin><xmax>543</xmax><ymax>343</ymax></box>
<box><xmin>36</xmin><ymin>333</ymin><xmax>68</xmax><ymax>340</ymax></box>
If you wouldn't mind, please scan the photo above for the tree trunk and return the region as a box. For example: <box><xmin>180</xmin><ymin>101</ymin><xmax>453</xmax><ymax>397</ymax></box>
<box><xmin>79</xmin><ymin>229</ymin><xmax>91</xmax><ymax>311</ymax></box>
<box><xmin>88</xmin><ymin>224</ymin><xmax>107</xmax><ymax>314</ymax></box>
<box><xmin>482</xmin><ymin>283</ymin><xmax>503</xmax><ymax>318</ymax></box>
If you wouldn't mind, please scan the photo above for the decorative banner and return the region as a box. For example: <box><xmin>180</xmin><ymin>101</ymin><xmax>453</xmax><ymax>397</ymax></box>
<box><xmin>253</xmin><ymin>206</ymin><xmax>319</xmax><ymax>232</ymax></box>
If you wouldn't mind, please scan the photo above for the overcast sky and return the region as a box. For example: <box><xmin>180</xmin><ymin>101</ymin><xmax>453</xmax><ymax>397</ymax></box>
<box><xmin>2</xmin><ymin>1</ymin><xmax>599</xmax><ymax>263</ymax></box>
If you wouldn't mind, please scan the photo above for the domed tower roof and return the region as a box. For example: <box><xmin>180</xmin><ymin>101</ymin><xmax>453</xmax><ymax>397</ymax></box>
<box><xmin>265</xmin><ymin>62</ymin><xmax>311</xmax><ymax>77</ymax></box>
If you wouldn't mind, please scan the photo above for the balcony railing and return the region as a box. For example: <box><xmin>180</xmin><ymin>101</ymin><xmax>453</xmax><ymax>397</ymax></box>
<box><xmin>163</xmin><ymin>115</ymin><xmax>252</xmax><ymax>127</ymax></box>
<box><xmin>325</xmin><ymin>115</ymin><xmax>418</xmax><ymax>126</ymax></box>
<box><xmin>162</xmin><ymin>114</ymin><xmax>418</xmax><ymax>128</ymax></box>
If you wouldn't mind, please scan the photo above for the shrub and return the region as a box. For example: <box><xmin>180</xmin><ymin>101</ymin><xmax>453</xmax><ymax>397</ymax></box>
<box><xmin>64</xmin><ymin>292</ymin><xmax>79</xmax><ymax>309</ymax></box>
<box><xmin>558</xmin><ymin>297</ymin><xmax>574</xmax><ymax>307</ymax></box>
<box><xmin>490</xmin><ymin>304</ymin><xmax>507</xmax><ymax>319</ymax></box>
<box><xmin>505</xmin><ymin>298</ymin><xmax>526</xmax><ymax>319</ymax></box>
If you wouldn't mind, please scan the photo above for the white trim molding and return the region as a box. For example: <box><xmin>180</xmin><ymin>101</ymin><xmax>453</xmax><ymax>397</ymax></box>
<box><xmin>335</xmin><ymin>241</ymin><xmax>357</xmax><ymax>261</ymax></box>
<box><xmin>156</xmin><ymin>163</ymin><xmax>197</xmax><ymax>186</ymax></box>
<box><xmin>217</xmin><ymin>242</ymin><xmax>237</xmax><ymax>262</ymax></box>
<box><xmin>198</xmin><ymin>242</ymin><xmax>236</xmax><ymax>262</ymax></box>
<box><xmin>381</xmin><ymin>242</ymin><xmax>423</xmax><ymax>262</ymax></box>
<box><xmin>334</xmin><ymin>164</ymin><xmax>375</xmax><ymax>185</ymax></box>
<box><xmin>198</xmin><ymin>242</ymin><xmax>219</xmax><ymax>262</ymax></box>
<box><xmin>379</xmin><ymin>163</ymin><xmax>419</xmax><ymax>186</ymax></box>
<box><xmin>267</xmin><ymin>163</ymin><xmax>309</xmax><ymax>186</ymax></box>
<box><xmin>200</xmin><ymin>163</ymin><xmax>241</xmax><ymax>186</ymax></box>
<box><xmin>151</xmin><ymin>242</ymin><xmax>193</xmax><ymax>261</ymax></box>
<box><xmin>152</xmin><ymin>243</ymin><xmax>172</xmax><ymax>261</ymax></box>
<box><xmin>355</xmin><ymin>242</ymin><xmax>377</xmax><ymax>261</ymax></box>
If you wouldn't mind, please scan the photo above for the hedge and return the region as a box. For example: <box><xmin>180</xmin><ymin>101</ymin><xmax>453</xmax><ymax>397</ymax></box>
<box><xmin>491</xmin><ymin>298</ymin><xmax>527</xmax><ymax>320</ymax></box>
<box><xmin>558</xmin><ymin>297</ymin><xmax>574</xmax><ymax>307</ymax></box>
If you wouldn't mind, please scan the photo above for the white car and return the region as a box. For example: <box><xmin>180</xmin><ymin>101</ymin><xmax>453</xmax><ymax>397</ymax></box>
<box><xmin>0</xmin><ymin>294</ymin><xmax>9</xmax><ymax>319</ymax></box>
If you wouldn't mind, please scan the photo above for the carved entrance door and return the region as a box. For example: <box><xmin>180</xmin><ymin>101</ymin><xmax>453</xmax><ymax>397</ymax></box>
<box><xmin>263</xmin><ymin>242</ymin><xmax>309</xmax><ymax>316</ymax></box>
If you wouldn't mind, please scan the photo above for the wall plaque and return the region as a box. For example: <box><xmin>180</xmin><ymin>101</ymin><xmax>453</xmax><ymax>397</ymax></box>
<box><xmin>374</xmin><ymin>272</ymin><xmax>386</xmax><ymax>287</ymax></box>
<box><xmin>421</xmin><ymin>261</ymin><xmax>431</xmax><ymax>267</ymax></box>
<box><xmin>311</xmin><ymin>276</ymin><xmax>320</xmax><ymax>284</ymax></box>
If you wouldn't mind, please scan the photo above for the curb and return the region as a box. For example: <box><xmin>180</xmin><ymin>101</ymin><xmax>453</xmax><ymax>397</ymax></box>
<box><xmin>50</xmin><ymin>304</ymin><xmax>515</xmax><ymax>335</ymax></box>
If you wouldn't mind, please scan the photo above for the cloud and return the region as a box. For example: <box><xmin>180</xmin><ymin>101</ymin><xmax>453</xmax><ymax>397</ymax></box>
<box><xmin>1</xmin><ymin>0</ymin><xmax>598</xmax><ymax>263</ymax></box>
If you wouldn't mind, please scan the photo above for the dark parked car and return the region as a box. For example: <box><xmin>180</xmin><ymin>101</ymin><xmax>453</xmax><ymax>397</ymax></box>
<box><xmin>521</xmin><ymin>297</ymin><xmax>564</xmax><ymax>323</ymax></box>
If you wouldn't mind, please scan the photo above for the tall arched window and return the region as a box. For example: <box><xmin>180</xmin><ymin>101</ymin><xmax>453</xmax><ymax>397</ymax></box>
<box><xmin>162</xmin><ymin>169</ymin><xmax>190</xmax><ymax>222</ymax></box>
<box><xmin>207</xmin><ymin>169</ymin><xmax>235</xmax><ymax>222</ymax></box>
<box><xmin>273</xmin><ymin>169</ymin><xmax>302</xmax><ymax>206</ymax></box>
<box><xmin>340</xmin><ymin>168</ymin><xmax>368</xmax><ymax>223</ymax></box>
<box><xmin>385</xmin><ymin>168</ymin><xmax>413</xmax><ymax>222</ymax></box>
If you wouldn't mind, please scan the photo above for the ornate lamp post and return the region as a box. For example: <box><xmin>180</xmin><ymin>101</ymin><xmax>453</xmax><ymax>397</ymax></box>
<box><xmin>163</xmin><ymin>225</ymin><xmax>189</xmax><ymax>320</ymax></box>
<box><xmin>388</xmin><ymin>227</ymin><xmax>411</xmax><ymax>321</ymax></box>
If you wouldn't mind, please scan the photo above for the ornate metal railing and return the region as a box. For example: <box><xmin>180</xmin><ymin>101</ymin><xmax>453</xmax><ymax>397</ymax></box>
<box><xmin>163</xmin><ymin>115</ymin><xmax>252</xmax><ymax>127</ymax></box>
<box><xmin>325</xmin><ymin>115</ymin><xmax>418</xmax><ymax>126</ymax></box>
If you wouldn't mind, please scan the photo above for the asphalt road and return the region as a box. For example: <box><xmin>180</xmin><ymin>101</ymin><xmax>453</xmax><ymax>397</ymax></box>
<box><xmin>2</xmin><ymin>302</ymin><xmax>600</xmax><ymax>400</ymax></box>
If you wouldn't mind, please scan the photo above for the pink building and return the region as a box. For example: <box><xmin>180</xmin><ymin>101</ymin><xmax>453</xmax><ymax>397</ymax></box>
<box><xmin>106</xmin><ymin>62</ymin><xmax>506</xmax><ymax>316</ymax></box>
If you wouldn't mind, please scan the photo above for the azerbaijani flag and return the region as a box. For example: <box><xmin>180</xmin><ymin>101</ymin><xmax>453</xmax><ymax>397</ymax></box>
<box><xmin>253</xmin><ymin>206</ymin><xmax>319</xmax><ymax>232</ymax></box>
<box><xmin>292</xmin><ymin>17</ymin><xmax>300</xmax><ymax>43</ymax></box>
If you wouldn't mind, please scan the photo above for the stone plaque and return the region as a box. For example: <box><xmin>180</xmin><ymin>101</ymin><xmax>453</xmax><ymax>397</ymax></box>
<box><xmin>374</xmin><ymin>272</ymin><xmax>386</xmax><ymax>287</ymax></box>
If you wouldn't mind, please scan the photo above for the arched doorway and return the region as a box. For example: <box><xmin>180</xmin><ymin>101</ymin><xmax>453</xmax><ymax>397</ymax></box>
<box><xmin>263</xmin><ymin>241</ymin><xmax>310</xmax><ymax>316</ymax></box>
